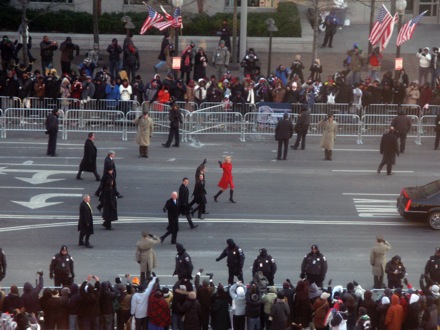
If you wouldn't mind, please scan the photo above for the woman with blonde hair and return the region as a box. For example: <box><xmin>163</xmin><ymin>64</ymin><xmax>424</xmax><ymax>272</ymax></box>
<box><xmin>214</xmin><ymin>155</ymin><xmax>236</xmax><ymax>203</ymax></box>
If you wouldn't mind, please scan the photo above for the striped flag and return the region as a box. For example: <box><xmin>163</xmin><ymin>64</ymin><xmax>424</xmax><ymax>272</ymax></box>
<box><xmin>396</xmin><ymin>11</ymin><xmax>428</xmax><ymax>46</ymax></box>
<box><xmin>369</xmin><ymin>5</ymin><xmax>397</xmax><ymax>51</ymax></box>
<box><xmin>153</xmin><ymin>7</ymin><xmax>182</xmax><ymax>31</ymax></box>
<box><xmin>140</xmin><ymin>5</ymin><xmax>164</xmax><ymax>35</ymax></box>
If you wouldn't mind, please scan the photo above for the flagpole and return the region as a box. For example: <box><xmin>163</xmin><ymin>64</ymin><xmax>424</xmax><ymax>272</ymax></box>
<box><xmin>394</xmin><ymin>0</ymin><xmax>407</xmax><ymax>79</ymax></box>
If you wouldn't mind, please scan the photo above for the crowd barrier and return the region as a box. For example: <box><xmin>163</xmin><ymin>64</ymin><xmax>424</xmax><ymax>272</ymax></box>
<box><xmin>1</xmin><ymin>99</ymin><xmax>439</xmax><ymax>145</ymax></box>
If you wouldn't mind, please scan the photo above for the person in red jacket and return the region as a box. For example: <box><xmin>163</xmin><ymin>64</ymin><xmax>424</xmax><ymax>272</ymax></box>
<box><xmin>385</xmin><ymin>294</ymin><xmax>404</xmax><ymax>330</ymax></box>
<box><xmin>213</xmin><ymin>155</ymin><xmax>236</xmax><ymax>203</ymax></box>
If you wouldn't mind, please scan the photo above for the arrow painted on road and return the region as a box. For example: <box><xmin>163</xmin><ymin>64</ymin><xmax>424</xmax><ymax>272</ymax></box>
<box><xmin>12</xmin><ymin>193</ymin><xmax>83</xmax><ymax>209</ymax></box>
<box><xmin>0</xmin><ymin>167</ymin><xmax>77</xmax><ymax>184</ymax></box>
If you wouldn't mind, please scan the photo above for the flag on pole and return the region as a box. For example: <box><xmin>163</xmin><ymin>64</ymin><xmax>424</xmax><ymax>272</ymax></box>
<box><xmin>140</xmin><ymin>5</ymin><xmax>164</xmax><ymax>35</ymax></box>
<box><xmin>369</xmin><ymin>5</ymin><xmax>398</xmax><ymax>51</ymax></box>
<box><xmin>153</xmin><ymin>7</ymin><xmax>182</xmax><ymax>31</ymax></box>
<box><xmin>396</xmin><ymin>11</ymin><xmax>428</xmax><ymax>46</ymax></box>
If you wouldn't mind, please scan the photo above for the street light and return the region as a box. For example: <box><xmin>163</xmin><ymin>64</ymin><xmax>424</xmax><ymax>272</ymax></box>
<box><xmin>172</xmin><ymin>0</ymin><xmax>183</xmax><ymax>54</ymax></box>
<box><xmin>395</xmin><ymin>0</ymin><xmax>407</xmax><ymax>79</ymax></box>
<box><xmin>121</xmin><ymin>16</ymin><xmax>135</xmax><ymax>37</ymax></box>
<box><xmin>266</xmin><ymin>18</ymin><xmax>278</xmax><ymax>76</ymax></box>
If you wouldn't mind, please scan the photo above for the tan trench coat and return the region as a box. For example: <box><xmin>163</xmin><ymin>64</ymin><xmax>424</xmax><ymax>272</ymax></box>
<box><xmin>135</xmin><ymin>235</ymin><xmax>160</xmax><ymax>272</ymax></box>
<box><xmin>134</xmin><ymin>115</ymin><xmax>154</xmax><ymax>146</ymax></box>
<box><xmin>319</xmin><ymin>119</ymin><xmax>337</xmax><ymax>149</ymax></box>
<box><xmin>370</xmin><ymin>241</ymin><xmax>391</xmax><ymax>276</ymax></box>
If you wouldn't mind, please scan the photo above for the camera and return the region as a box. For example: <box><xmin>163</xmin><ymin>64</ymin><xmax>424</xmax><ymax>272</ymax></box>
<box><xmin>36</xmin><ymin>270</ymin><xmax>43</xmax><ymax>276</ymax></box>
<box><xmin>206</xmin><ymin>272</ymin><xmax>214</xmax><ymax>279</ymax></box>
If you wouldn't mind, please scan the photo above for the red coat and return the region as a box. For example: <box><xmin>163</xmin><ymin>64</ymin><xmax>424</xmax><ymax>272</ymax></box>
<box><xmin>385</xmin><ymin>295</ymin><xmax>404</xmax><ymax>330</ymax></box>
<box><xmin>218</xmin><ymin>162</ymin><xmax>234</xmax><ymax>190</ymax></box>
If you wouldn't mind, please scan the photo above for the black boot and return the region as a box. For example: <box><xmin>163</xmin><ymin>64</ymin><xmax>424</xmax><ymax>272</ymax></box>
<box><xmin>229</xmin><ymin>190</ymin><xmax>236</xmax><ymax>203</ymax></box>
<box><xmin>94</xmin><ymin>172</ymin><xmax>101</xmax><ymax>182</ymax></box>
<box><xmin>214</xmin><ymin>190</ymin><xmax>223</xmax><ymax>202</ymax></box>
<box><xmin>76</xmin><ymin>170</ymin><xmax>82</xmax><ymax>180</ymax></box>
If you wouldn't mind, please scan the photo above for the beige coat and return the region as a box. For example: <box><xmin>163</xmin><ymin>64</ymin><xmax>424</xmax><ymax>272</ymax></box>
<box><xmin>135</xmin><ymin>235</ymin><xmax>160</xmax><ymax>272</ymax></box>
<box><xmin>319</xmin><ymin>119</ymin><xmax>337</xmax><ymax>149</ymax></box>
<box><xmin>370</xmin><ymin>241</ymin><xmax>391</xmax><ymax>276</ymax></box>
<box><xmin>134</xmin><ymin>115</ymin><xmax>154</xmax><ymax>146</ymax></box>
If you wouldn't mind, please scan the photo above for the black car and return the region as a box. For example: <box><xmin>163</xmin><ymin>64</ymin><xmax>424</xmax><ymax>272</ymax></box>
<box><xmin>397</xmin><ymin>180</ymin><xmax>440</xmax><ymax>230</ymax></box>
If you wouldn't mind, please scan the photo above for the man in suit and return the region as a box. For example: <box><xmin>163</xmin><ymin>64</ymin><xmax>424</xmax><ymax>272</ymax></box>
<box><xmin>78</xmin><ymin>194</ymin><xmax>94</xmax><ymax>248</ymax></box>
<box><xmin>45</xmin><ymin>108</ymin><xmax>59</xmax><ymax>156</ymax></box>
<box><xmin>162</xmin><ymin>104</ymin><xmax>183</xmax><ymax>148</ymax></box>
<box><xmin>179</xmin><ymin>177</ymin><xmax>198</xmax><ymax>229</ymax></box>
<box><xmin>275</xmin><ymin>112</ymin><xmax>294</xmax><ymax>160</ymax></box>
<box><xmin>160</xmin><ymin>191</ymin><xmax>181</xmax><ymax>244</ymax></box>
<box><xmin>378</xmin><ymin>126</ymin><xmax>400</xmax><ymax>175</ymax></box>
<box><xmin>96</xmin><ymin>150</ymin><xmax>123</xmax><ymax>198</ymax></box>
<box><xmin>77</xmin><ymin>132</ymin><xmax>100</xmax><ymax>181</ymax></box>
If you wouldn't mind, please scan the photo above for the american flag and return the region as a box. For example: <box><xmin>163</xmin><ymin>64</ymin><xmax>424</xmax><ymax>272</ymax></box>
<box><xmin>396</xmin><ymin>11</ymin><xmax>428</xmax><ymax>46</ymax></box>
<box><xmin>369</xmin><ymin>5</ymin><xmax>398</xmax><ymax>51</ymax></box>
<box><xmin>153</xmin><ymin>7</ymin><xmax>183</xmax><ymax>31</ymax></box>
<box><xmin>140</xmin><ymin>5</ymin><xmax>164</xmax><ymax>35</ymax></box>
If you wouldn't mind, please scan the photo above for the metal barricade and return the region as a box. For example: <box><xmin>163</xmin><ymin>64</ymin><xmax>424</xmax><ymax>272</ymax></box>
<box><xmin>312</xmin><ymin>103</ymin><xmax>355</xmax><ymax>116</ymax></box>
<box><xmin>419</xmin><ymin>115</ymin><xmax>436</xmax><ymax>145</ymax></box>
<box><xmin>24</xmin><ymin>97</ymin><xmax>59</xmax><ymax>110</ymax></box>
<box><xmin>174</xmin><ymin>100</ymin><xmax>199</xmax><ymax>112</ymax></box>
<box><xmin>151</xmin><ymin>101</ymin><xmax>171</xmax><ymax>112</ymax></box>
<box><xmin>2</xmin><ymin>108</ymin><xmax>64</xmax><ymax>138</ymax></box>
<box><xmin>242</xmin><ymin>112</ymin><xmax>297</xmax><ymax>142</ymax></box>
<box><xmin>140</xmin><ymin>101</ymin><xmax>151</xmax><ymax>112</ymax></box>
<box><xmin>364</xmin><ymin>104</ymin><xmax>421</xmax><ymax>117</ymax></box>
<box><xmin>359</xmin><ymin>114</ymin><xmax>420</xmax><ymax>144</ymax></box>
<box><xmin>64</xmin><ymin>109</ymin><xmax>125</xmax><ymax>140</ymax></box>
<box><xmin>0</xmin><ymin>96</ymin><xmax>22</xmax><ymax>111</ymax></box>
<box><xmin>189</xmin><ymin>111</ymin><xmax>244</xmax><ymax>141</ymax></box>
<box><xmin>197</xmin><ymin>102</ymin><xmax>225</xmax><ymax>113</ymax></box>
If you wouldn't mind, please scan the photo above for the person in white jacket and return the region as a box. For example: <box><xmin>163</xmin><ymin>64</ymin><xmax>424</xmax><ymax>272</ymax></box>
<box><xmin>229</xmin><ymin>281</ymin><xmax>247</xmax><ymax>330</ymax></box>
<box><xmin>417</xmin><ymin>47</ymin><xmax>432</xmax><ymax>86</ymax></box>
<box><xmin>130</xmin><ymin>274</ymin><xmax>157</xmax><ymax>329</ymax></box>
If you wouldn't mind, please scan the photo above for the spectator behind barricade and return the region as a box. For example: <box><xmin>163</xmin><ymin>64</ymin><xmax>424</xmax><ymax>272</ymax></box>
<box><xmin>17</xmin><ymin>71</ymin><xmax>32</xmax><ymax>102</ymax></box>
<box><xmin>106</xmin><ymin>38</ymin><xmax>122</xmax><ymax>80</ymax></box>
<box><xmin>78</xmin><ymin>58</ymin><xmax>95</xmax><ymax>78</ymax></box>
<box><xmin>156</xmin><ymin>85</ymin><xmax>171</xmax><ymax>109</ymax></box>
<box><xmin>40</xmin><ymin>35</ymin><xmax>58</xmax><ymax>73</ymax></box>
<box><xmin>217</xmin><ymin>19</ymin><xmax>232</xmax><ymax>51</ymax></box>
<box><xmin>419</xmin><ymin>82</ymin><xmax>432</xmax><ymax>108</ymax></box>
<box><xmin>279</xmin><ymin>280</ymin><xmax>295</xmax><ymax>318</ymax></box>
<box><xmin>178</xmin><ymin>291</ymin><xmax>202</xmax><ymax>329</ymax></box>
<box><xmin>211</xmin><ymin>40</ymin><xmax>230</xmax><ymax>80</ymax></box>
<box><xmin>382</xmin><ymin>82</ymin><xmax>393</xmax><ymax>104</ymax></box>
<box><xmin>119</xmin><ymin>79</ymin><xmax>132</xmax><ymax>101</ymax></box>
<box><xmin>60</xmin><ymin>37</ymin><xmax>80</xmax><ymax>75</ymax></box>
<box><xmin>245</xmin><ymin>284</ymin><xmax>262</xmax><ymax>330</ymax></box>
<box><xmin>81</xmin><ymin>75</ymin><xmax>95</xmax><ymax>104</ymax></box>
<box><xmin>21</xmin><ymin>270</ymin><xmax>44</xmax><ymax>315</ymax></box>
<box><xmin>313</xmin><ymin>291</ymin><xmax>330</xmax><ymax>330</ymax></box>
<box><xmin>261</xmin><ymin>286</ymin><xmax>277</xmax><ymax>329</ymax></box>
<box><xmin>0</xmin><ymin>35</ymin><xmax>15</xmax><ymax>71</ymax></box>
<box><xmin>194</xmin><ymin>269</ymin><xmax>214</xmax><ymax>330</ymax></box>
<box><xmin>68</xmin><ymin>283</ymin><xmax>81</xmax><ymax>330</ymax></box>
<box><xmin>144</xmin><ymin>75</ymin><xmax>160</xmax><ymax>103</ymax></box>
<box><xmin>194</xmin><ymin>47</ymin><xmax>208</xmax><ymax>81</ymax></box>
<box><xmin>78</xmin><ymin>275</ymin><xmax>101</xmax><ymax>330</ymax></box>
<box><xmin>132</xmin><ymin>75</ymin><xmax>145</xmax><ymax>103</ymax></box>
<box><xmin>392</xmin><ymin>80</ymin><xmax>406</xmax><ymax>106</ymax></box>
<box><xmin>229</xmin><ymin>281</ymin><xmax>247</xmax><ymax>330</ymax></box>
<box><xmin>385</xmin><ymin>294</ymin><xmax>404</xmax><ymax>330</ymax></box>
<box><xmin>154</xmin><ymin>32</ymin><xmax>171</xmax><ymax>74</ymax></box>
<box><xmin>275</xmin><ymin>65</ymin><xmax>290</xmax><ymax>87</ymax></box>
<box><xmin>162</xmin><ymin>72</ymin><xmax>175</xmax><ymax>90</ymax></box>
<box><xmin>207</xmin><ymin>75</ymin><xmax>224</xmax><ymax>103</ymax></box>
<box><xmin>148</xmin><ymin>287</ymin><xmax>171</xmax><ymax>330</ymax></box>
<box><xmin>346</xmin><ymin>43</ymin><xmax>364</xmax><ymax>85</ymax></box>
<box><xmin>3</xmin><ymin>285</ymin><xmax>23</xmax><ymax>314</ymax></box>
<box><xmin>100</xmin><ymin>281</ymin><xmax>117</xmax><ymax>330</ymax></box>
<box><xmin>170</xmin><ymin>78</ymin><xmax>187</xmax><ymax>102</ymax></box>
<box><xmin>368</xmin><ymin>47</ymin><xmax>383</xmax><ymax>82</ymax></box>
<box><xmin>290</xmin><ymin>55</ymin><xmax>305</xmax><ymax>83</ymax></box>
<box><xmin>194</xmin><ymin>78</ymin><xmax>207</xmax><ymax>105</ymax></box>
<box><xmin>71</xmin><ymin>79</ymin><xmax>83</xmax><ymax>100</ymax></box>
<box><xmin>123</xmin><ymin>41</ymin><xmax>139</xmax><ymax>83</ymax></box>
<box><xmin>271</xmin><ymin>80</ymin><xmax>286</xmax><ymax>103</ymax></box>
<box><xmin>172</xmin><ymin>279</ymin><xmax>194</xmax><ymax>330</ymax></box>
<box><xmin>243</xmin><ymin>80</ymin><xmax>256</xmax><ymax>105</ymax></box>
<box><xmin>404</xmin><ymin>80</ymin><xmax>420</xmax><ymax>104</ymax></box>
<box><xmin>180</xmin><ymin>44</ymin><xmax>194</xmax><ymax>85</ymax></box>
<box><xmin>417</xmin><ymin>47</ymin><xmax>432</xmax><ymax>86</ymax></box>
<box><xmin>45</xmin><ymin>69</ymin><xmax>61</xmax><ymax>99</ymax></box>
<box><xmin>94</xmin><ymin>78</ymin><xmax>107</xmax><ymax>100</ymax></box>
<box><xmin>309</xmin><ymin>58</ymin><xmax>322</xmax><ymax>82</ymax></box>
<box><xmin>210</xmin><ymin>283</ymin><xmax>231</xmax><ymax>330</ymax></box>
<box><xmin>241</xmin><ymin>48</ymin><xmax>260</xmax><ymax>77</ymax></box>
<box><xmin>105</xmin><ymin>78</ymin><xmax>120</xmax><ymax>101</ymax></box>
<box><xmin>184</xmin><ymin>79</ymin><xmax>196</xmax><ymax>110</ymax></box>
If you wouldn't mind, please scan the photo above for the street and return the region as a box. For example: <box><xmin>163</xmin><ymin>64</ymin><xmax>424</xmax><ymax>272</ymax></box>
<box><xmin>0</xmin><ymin>131</ymin><xmax>439</xmax><ymax>288</ymax></box>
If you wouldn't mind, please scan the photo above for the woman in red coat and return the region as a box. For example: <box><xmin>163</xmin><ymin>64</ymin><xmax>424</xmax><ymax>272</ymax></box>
<box><xmin>214</xmin><ymin>155</ymin><xmax>236</xmax><ymax>203</ymax></box>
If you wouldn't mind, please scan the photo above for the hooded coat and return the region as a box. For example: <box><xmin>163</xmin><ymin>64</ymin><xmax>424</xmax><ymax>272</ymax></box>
<box><xmin>174</xmin><ymin>243</ymin><xmax>194</xmax><ymax>280</ymax></box>
<box><xmin>135</xmin><ymin>233</ymin><xmax>160</xmax><ymax>273</ymax></box>
<box><xmin>270</xmin><ymin>298</ymin><xmax>290</xmax><ymax>329</ymax></box>
<box><xmin>21</xmin><ymin>275</ymin><xmax>43</xmax><ymax>314</ymax></box>
<box><xmin>385</xmin><ymin>295</ymin><xmax>404</xmax><ymax>330</ymax></box>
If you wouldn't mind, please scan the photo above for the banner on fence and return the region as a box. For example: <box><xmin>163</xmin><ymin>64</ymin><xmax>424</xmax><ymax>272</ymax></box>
<box><xmin>257</xmin><ymin>102</ymin><xmax>291</xmax><ymax>125</ymax></box>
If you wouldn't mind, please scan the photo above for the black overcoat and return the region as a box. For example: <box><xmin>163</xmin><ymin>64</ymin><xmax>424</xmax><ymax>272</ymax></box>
<box><xmin>380</xmin><ymin>131</ymin><xmax>399</xmax><ymax>165</ymax></box>
<box><xmin>79</xmin><ymin>138</ymin><xmax>97</xmax><ymax>173</ymax></box>
<box><xmin>78</xmin><ymin>201</ymin><xmax>94</xmax><ymax>235</ymax></box>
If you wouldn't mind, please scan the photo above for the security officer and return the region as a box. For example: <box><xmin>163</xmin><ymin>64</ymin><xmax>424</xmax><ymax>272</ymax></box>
<box><xmin>385</xmin><ymin>255</ymin><xmax>406</xmax><ymax>289</ymax></box>
<box><xmin>252</xmin><ymin>248</ymin><xmax>277</xmax><ymax>285</ymax></box>
<box><xmin>173</xmin><ymin>243</ymin><xmax>194</xmax><ymax>280</ymax></box>
<box><xmin>424</xmin><ymin>247</ymin><xmax>440</xmax><ymax>283</ymax></box>
<box><xmin>0</xmin><ymin>247</ymin><xmax>6</xmax><ymax>281</ymax></box>
<box><xmin>216</xmin><ymin>238</ymin><xmax>245</xmax><ymax>285</ymax></box>
<box><xmin>49</xmin><ymin>245</ymin><xmax>75</xmax><ymax>287</ymax></box>
<box><xmin>301</xmin><ymin>244</ymin><xmax>328</xmax><ymax>287</ymax></box>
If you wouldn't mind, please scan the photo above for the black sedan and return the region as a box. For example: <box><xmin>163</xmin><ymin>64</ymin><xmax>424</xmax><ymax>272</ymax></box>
<box><xmin>397</xmin><ymin>180</ymin><xmax>440</xmax><ymax>230</ymax></box>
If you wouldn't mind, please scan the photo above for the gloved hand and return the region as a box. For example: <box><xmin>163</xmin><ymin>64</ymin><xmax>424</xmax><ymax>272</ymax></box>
<box><xmin>218</xmin><ymin>161</ymin><xmax>222</xmax><ymax>166</ymax></box>
<box><xmin>203</xmin><ymin>158</ymin><xmax>207</xmax><ymax>164</ymax></box>
<box><xmin>300</xmin><ymin>272</ymin><xmax>306</xmax><ymax>279</ymax></box>
<box><xmin>49</xmin><ymin>273</ymin><xmax>54</xmax><ymax>280</ymax></box>
<box><xmin>215</xmin><ymin>258</ymin><xmax>220</xmax><ymax>262</ymax></box>
<box><xmin>419</xmin><ymin>48</ymin><xmax>422</xmax><ymax>53</ymax></box>
<box><xmin>152</xmin><ymin>272</ymin><xmax>156</xmax><ymax>277</ymax></box>
<box><xmin>137</xmin><ymin>261</ymin><xmax>140</xmax><ymax>264</ymax></box>
<box><xmin>163</xmin><ymin>207</ymin><xmax>167</xmax><ymax>213</ymax></box>
<box><xmin>353</xmin><ymin>280</ymin><xmax>358</xmax><ymax>286</ymax></box>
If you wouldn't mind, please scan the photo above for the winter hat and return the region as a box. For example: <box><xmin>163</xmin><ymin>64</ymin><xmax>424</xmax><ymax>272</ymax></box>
<box><xmin>431</xmin><ymin>284</ymin><xmax>439</xmax><ymax>294</ymax></box>
<box><xmin>321</xmin><ymin>292</ymin><xmax>330</xmax><ymax>300</ymax></box>
<box><xmin>309</xmin><ymin>282</ymin><xmax>322</xmax><ymax>299</ymax></box>
<box><xmin>409</xmin><ymin>293</ymin><xmax>420</xmax><ymax>304</ymax></box>
<box><xmin>236</xmin><ymin>286</ymin><xmax>245</xmax><ymax>297</ymax></box>
<box><xmin>381</xmin><ymin>296</ymin><xmax>390</xmax><ymax>305</ymax></box>
<box><xmin>132</xmin><ymin>277</ymin><xmax>140</xmax><ymax>286</ymax></box>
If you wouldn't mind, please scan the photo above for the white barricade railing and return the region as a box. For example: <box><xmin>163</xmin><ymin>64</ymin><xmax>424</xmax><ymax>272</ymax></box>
<box><xmin>23</xmin><ymin>97</ymin><xmax>59</xmax><ymax>110</ymax></box>
<box><xmin>174</xmin><ymin>101</ymin><xmax>199</xmax><ymax>113</ymax></box>
<box><xmin>151</xmin><ymin>101</ymin><xmax>171</xmax><ymax>112</ymax></box>
<box><xmin>188</xmin><ymin>111</ymin><xmax>244</xmax><ymax>141</ymax></box>
<box><xmin>312</xmin><ymin>103</ymin><xmax>356</xmax><ymax>116</ymax></box>
<box><xmin>242</xmin><ymin>112</ymin><xmax>298</xmax><ymax>142</ymax></box>
<box><xmin>419</xmin><ymin>115</ymin><xmax>436</xmax><ymax>145</ymax></box>
<box><xmin>64</xmin><ymin>109</ymin><xmax>125</xmax><ymax>140</ymax></box>
<box><xmin>3</xmin><ymin>108</ymin><xmax>64</xmax><ymax>139</ymax></box>
<box><xmin>0</xmin><ymin>96</ymin><xmax>22</xmax><ymax>111</ymax></box>
<box><xmin>364</xmin><ymin>104</ymin><xmax>421</xmax><ymax>117</ymax></box>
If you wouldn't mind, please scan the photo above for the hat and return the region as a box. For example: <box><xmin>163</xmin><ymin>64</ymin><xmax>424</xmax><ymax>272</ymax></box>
<box><xmin>132</xmin><ymin>277</ymin><xmax>140</xmax><ymax>286</ymax></box>
<box><xmin>381</xmin><ymin>296</ymin><xmax>390</xmax><ymax>305</ymax></box>
<box><xmin>376</xmin><ymin>235</ymin><xmax>384</xmax><ymax>241</ymax></box>
<box><xmin>236</xmin><ymin>286</ymin><xmax>245</xmax><ymax>297</ymax></box>
<box><xmin>219</xmin><ymin>40</ymin><xmax>225</xmax><ymax>45</ymax></box>
<box><xmin>432</xmin><ymin>284</ymin><xmax>440</xmax><ymax>293</ymax></box>
<box><xmin>142</xmin><ymin>110</ymin><xmax>149</xmax><ymax>115</ymax></box>
<box><xmin>321</xmin><ymin>292</ymin><xmax>331</xmax><ymax>300</ymax></box>
<box><xmin>309</xmin><ymin>282</ymin><xmax>322</xmax><ymax>299</ymax></box>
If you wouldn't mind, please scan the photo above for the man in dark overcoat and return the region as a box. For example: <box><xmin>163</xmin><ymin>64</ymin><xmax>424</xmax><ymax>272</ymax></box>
<box><xmin>78</xmin><ymin>194</ymin><xmax>94</xmax><ymax>248</ymax></box>
<box><xmin>377</xmin><ymin>126</ymin><xmax>400</xmax><ymax>175</ymax></box>
<box><xmin>162</xmin><ymin>104</ymin><xmax>183</xmax><ymax>148</ymax></box>
<box><xmin>45</xmin><ymin>108</ymin><xmax>59</xmax><ymax>156</ymax></box>
<box><xmin>77</xmin><ymin>132</ymin><xmax>100</xmax><ymax>181</ymax></box>
<box><xmin>160</xmin><ymin>191</ymin><xmax>181</xmax><ymax>244</ymax></box>
<box><xmin>95</xmin><ymin>150</ymin><xmax>122</xmax><ymax>198</ymax></box>
<box><xmin>179</xmin><ymin>177</ymin><xmax>197</xmax><ymax>229</ymax></box>
<box><xmin>275</xmin><ymin>112</ymin><xmax>294</xmax><ymax>160</ymax></box>
<box><xmin>391</xmin><ymin>109</ymin><xmax>412</xmax><ymax>153</ymax></box>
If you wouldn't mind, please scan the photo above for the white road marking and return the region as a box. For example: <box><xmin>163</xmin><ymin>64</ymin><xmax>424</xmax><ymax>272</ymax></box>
<box><xmin>0</xmin><ymin>167</ymin><xmax>77</xmax><ymax>184</ymax></box>
<box><xmin>0</xmin><ymin>186</ymin><xmax>83</xmax><ymax>190</ymax></box>
<box><xmin>333</xmin><ymin>170</ymin><xmax>414</xmax><ymax>173</ymax></box>
<box><xmin>343</xmin><ymin>193</ymin><xmax>399</xmax><ymax>196</ymax></box>
<box><xmin>12</xmin><ymin>193</ymin><xmax>83</xmax><ymax>209</ymax></box>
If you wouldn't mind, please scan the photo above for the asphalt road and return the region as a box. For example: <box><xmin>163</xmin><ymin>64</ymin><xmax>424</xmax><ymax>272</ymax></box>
<box><xmin>0</xmin><ymin>131</ymin><xmax>439</xmax><ymax>289</ymax></box>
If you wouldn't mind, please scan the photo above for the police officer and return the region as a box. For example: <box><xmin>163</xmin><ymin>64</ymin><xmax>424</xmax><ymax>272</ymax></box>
<box><xmin>385</xmin><ymin>255</ymin><xmax>406</xmax><ymax>289</ymax></box>
<box><xmin>49</xmin><ymin>245</ymin><xmax>75</xmax><ymax>287</ymax></box>
<box><xmin>424</xmin><ymin>247</ymin><xmax>440</xmax><ymax>283</ymax></box>
<box><xmin>173</xmin><ymin>243</ymin><xmax>194</xmax><ymax>280</ymax></box>
<box><xmin>216</xmin><ymin>238</ymin><xmax>245</xmax><ymax>285</ymax></box>
<box><xmin>0</xmin><ymin>247</ymin><xmax>6</xmax><ymax>281</ymax></box>
<box><xmin>252</xmin><ymin>248</ymin><xmax>277</xmax><ymax>285</ymax></box>
<box><xmin>300</xmin><ymin>244</ymin><xmax>328</xmax><ymax>287</ymax></box>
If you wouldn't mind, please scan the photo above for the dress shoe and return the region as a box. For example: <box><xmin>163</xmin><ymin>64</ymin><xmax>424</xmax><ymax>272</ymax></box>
<box><xmin>162</xmin><ymin>143</ymin><xmax>170</xmax><ymax>148</ymax></box>
<box><xmin>172</xmin><ymin>144</ymin><xmax>179</xmax><ymax>147</ymax></box>
<box><xmin>229</xmin><ymin>199</ymin><xmax>236</xmax><ymax>203</ymax></box>
<box><xmin>160</xmin><ymin>236</ymin><xmax>164</xmax><ymax>244</ymax></box>
<box><xmin>198</xmin><ymin>216</ymin><xmax>204</xmax><ymax>220</ymax></box>
<box><xmin>290</xmin><ymin>145</ymin><xmax>298</xmax><ymax>150</ymax></box>
<box><xmin>202</xmin><ymin>212</ymin><xmax>210</xmax><ymax>214</ymax></box>
<box><xmin>85</xmin><ymin>244</ymin><xmax>94</xmax><ymax>248</ymax></box>
<box><xmin>191</xmin><ymin>224</ymin><xmax>199</xmax><ymax>229</ymax></box>
<box><xmin>79</xmin><ymin>242</ymin><xmax>84</xmax><ymax>246</ymax></box>
<box><xmin>214</xmin><ymin>196</ymin><xmax>218</xmax><ymax>202</ymax></box>
<box><xmin>116</xmin><ymin>194</ymin><xmax>123</xmax><ymax>199</ymax></box>
<box><xmin>276</xmin><ymin>157</ymin><xmax>281</xmax><ymax>160</ymax></box>
<box><xmin>105</xmin><ymin>227</ymin><xmax>113</xmax><ymax>230</ymax></box>
<box><xmin>76</xmin><ymin>176</ymin><xmax>82</xmax><ymax>180</ymax></box>
<box><xmin>95</xmin><ymin>177</ymin><xmax>101</xmax><ymax>182</ymax></box>
<box><xmin>50</xmin><ymin>154</ymin><xmax>57</xmax><ymax>157</ymax></box>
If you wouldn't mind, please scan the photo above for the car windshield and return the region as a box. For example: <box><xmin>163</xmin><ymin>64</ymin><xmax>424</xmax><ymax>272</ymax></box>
<box><xmin>421</xmin><ymin>180</ymin><xmax>440</xmax><ymax>196</ymax></box>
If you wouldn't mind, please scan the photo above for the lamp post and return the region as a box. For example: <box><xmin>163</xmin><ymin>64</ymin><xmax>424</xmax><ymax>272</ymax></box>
<box><xmin>395</xmin><ymin>0</ymin><xmax>407</xmax><ymax>79</ymax></box>
<box><xmin>172</xmin><ymin>0</ymin><xmax>183</xmax><ymax>54</ymax></box>
<box><xmin>121</xmin><ymin>16</ymin><xmax>135</xmax><ymax>37</ymax></box>
<box><xmin>265</xmin><ymin>18</ymin><xmax>278</xmax><ymax>76</ymax></box>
